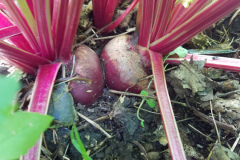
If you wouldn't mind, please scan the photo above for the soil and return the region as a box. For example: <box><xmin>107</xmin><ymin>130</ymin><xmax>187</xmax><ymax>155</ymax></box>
<box><xmin>2</xmin><ymin>2</ymin><xmax>240</xmax><ymax>160</ymax></box>
<box><xmin>41</xmin><ymin>9</ymin><xmax>240</xmax><ymax>160</ymax></box>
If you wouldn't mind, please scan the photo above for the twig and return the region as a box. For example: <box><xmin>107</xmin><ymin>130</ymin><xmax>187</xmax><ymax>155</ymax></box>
<box><xmin>70</xmin><ymin>55</ymin><xmax>75</xmax><ymax>77</ymax></box>
<box><xmin>77</xmin><ymin>112</ymin><xmax>112</xmax><ymax>138</ymax></box>
<box><xmin>132</xmin><ymin>141</ymin><xmax>148</xmax><ymax>160</ymax></box>
<box><xmin>171</xmin><ymin>100</ymin><xmax>187</xmax><ymax>107</ymax></box>
<box><xmin>92</xmin><ymin>28</ymin><xmax>136</xmax><ymax>40</ymax></box>
<box><xmin>54</xmin><ymin>76</ymin><xmax>92</xmax><ymax>87</ymax></box>
<box><xmin>63</xmin><ymin>156</ymin><xmax>70</xmax><ymax>160</ymax></box>
<box><xmin>177</xmin><ymin>117</ymin><xmax>194</xmax><ymax>123</ymax></box>
<box><xmin>90</xmin><ymin>145</ymin><xmax>107</xmax><ymax>158</ymax></box>
<box><xmin>41</xmin><ymin>146</ymin><xmax>52</xmax><ymax>160</ymax></box>
<box><xmin>188</xmin><ymin>124</ymin><xmax>215</xmax><ymax>142</ymax></box>
<box><xmin>43</xmin><ymin>134</ymin><xmax>48</xmax><ymax>150</ymax></box>
<box><xmin>62</xmin><ymin>65</ymin><xmax>66</xmax><ymax>78</ymax></box>
<box><xmin>228</xmin><ymin>9</ymin><xmax>240</xmax><ymax>26</ymax></box>
<box><xmin>109</xmin><ymin>89</ymin><xmax>188</xmax><ymax>107</ymax></box>
<box><xmin>226</xmin><ymin>142</ymin><xmax>232</xmax><ymax>150</ymax></box>
<box><xmin>51</xmin><ymin>129</ymin><xmax>58</xmax><ymax>145</ymax></box>
<box><xmin>109</xmin><ymin>89</ymin><xmax>156</xmax><ymax>99</ymax></box>
<box><xmin>77</xmin><ymin>115</ymin><xmax>109</xmax><ymax>130</ymax></box>
<box><xmin>110</xmin><ymin>89</ymin><xmax>236</xmax><ymax>134</ymax></box>
<box><xmin>218</xmin><ymin>112</ymin><xmax>222</xmax><ymax>137</ymax></box>
<box><xmin>192</xmin><ymin>107</ymin><xmax>236</xmax><ymax>134</ymax></box>
<box><xmin>138</xmin><ymin>66</ymin><xmax>177</xmax><ymax>82</ymax></box>
<box><xmin>206</xmin><ymin>141</ymin><xmax>219</xmax><ymax>160</ymax></box>
<box><xmin>184</xmin><ymin>97</ymin><xmax>236</xmax><ymax>134</ymax></box>
<box><xmin>231</xmin><ymin>132</ymin><xmax>240</xmax><ymax>151</ymax></box>
<box><xmin>210</xmin><ymin>101</ymin><xmax>221</xmax><ymax>145</ymax></box>
<box><xmin>91</xmin><ymin>28</ymin><xmax>98</xmax><ymax>38</ymax></box>
<box><xmin>73</xmin><ymin>18</ymin><xmax>122</xmax><ymax>49</ymax></box>
<box><xmin>133</xmin><ymin>105</ymin><xmax>160</xmax><ymax>115</ymax></box>
<box><xmin>165</xmin><ymin>66</ymin><xmax>178</xmax><ymax>72</ymax></box>
<box><xmin>93</xmin><ymin>137</ymin><xmax>109</xmax><ymax>151</ymax></box>
<box><xmin>138</xmin><ymin>75</ymin><xmax>153</xmax><ymax>82</ymax></box>
<box><xmin>63</xmin><ymin>144</ymin><xmax>69</xmax><ymax>160</ymax></box>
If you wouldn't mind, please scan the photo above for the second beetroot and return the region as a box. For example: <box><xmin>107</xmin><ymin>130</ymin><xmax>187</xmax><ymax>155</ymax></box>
<box><xmin>68</xmin><ymin>45</ymin><xmax>104</xmax><ymax>105</ymax></box>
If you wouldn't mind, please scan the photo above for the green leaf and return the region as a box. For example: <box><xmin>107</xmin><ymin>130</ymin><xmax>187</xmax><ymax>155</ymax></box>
<box><xmin>175</xmin><ymin>0</ymin><xmax>195</xmax><ymax>8</ymax></box>
<box><xmin>140</xmin><ymin>90</ymin><xmax>148</xmax><ymax>100</ymax></box>
<box><xmin>48</xmin><ymin>83</ymin><xmax>77</xmax><ymax>124</ymax></box>
<box><xmin>169</xmin><ymin>46</ymin><xmax>188</xmax><ymax>58</ymax></box>
<box><xmin>16</xmin><ymin>0</ymin><xmax>38</xmax><ymax>38</ymax></box>
<box><xmin>71</xmin><ymin>138</ymin><xmax>82</xmax><ymax>153</ymax></box>
<box><xmin>146</xmin><ymin>99</ymin><xmax>156</xmax><ymax>109</ymax></box>
<box><xmin>182</xmin><ymin>0</ymin><xmax>194</xmax><ymax>8</ymax></box>
<box><xmin>140</xmin><ymin>90</ymin><xmax>157</xmax><ymax>109</ymax></box>
<box><xmin>70</xmin><ymin>125</ymin><xmax>92</xmax><ymax>160</ymax></box>
<box><xmin>0</xmin><ymin>112</ymin><xmax>53</xmax><ymax>159</ymax></box>
<box><xmin>164</xmin><ymin>46</ymin><xmax>188</xmax><ymax>64</ymax></box>
<box><xmin>0</xmin><ymin>76</ymin><xmax>20</xmax><ymax>114</ymax></box>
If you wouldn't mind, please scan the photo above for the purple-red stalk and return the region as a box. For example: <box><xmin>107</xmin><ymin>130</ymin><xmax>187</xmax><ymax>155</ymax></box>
<box><xmin>150</xmin><ymin>51</ymin><xmax>185</xmax><ymax>159</ymax></box>
<box><xmin>92</xmin><ymin>0</ymin><xmax>139</xmax><ymax>34</ymax></box>
<box><xmin>52</xmin><ymin>0</ymin><xmax>69</xmax><ymax>58</ymax></box>
<box><xmin>22</xmin><ymin>63</ymin><xmax>61</xmax><ymax>160</ymax></box>
<box><xmin>166</xmin><ymin>54</ymin><xmax>240</xmax><ymax>72</ymax></box>
<box><xmin>0</xmin><ymin>1</ymin><xmax>85</xmax><ymax>159</ymax></box>
<box><xmin>33</xmin><ymin>0</ymin><xmax>55</xmax><ymax>60</ymax></box>
<box><xmin>138</xmin><ymin>0</ymin><xmax>186</xmax><ymax>159</ymax></box>
<box><xmin>165</xmin><ymin>0</ymin><xmax>211</xmax><ymax>34</ymax></box>
<box><xmin>2</xmin><ymin>0</ymin><xmax>40</xmax><ymax>52</ymax></box>
<box><xmin>26</xmin><ymin>0</ymin><xmax>34</xmax><ymax>16</ymax></box>
<box><xmin>0</xmin><ymin>11</ymin><xmax>35</xmax><ymax>53</ymax></box>
<box><xmin>0</xmin><ymin>26</ymin><xmax>21</xmax><ymax>40</ymax></box>
<box><xmin>0</xmin><ymin>2</ymin><xmax>5</xmax><ymax>10</ymax></box>
<box><xmin>59</xmin><ymin>0</ymin><xmax>84</xmax><ymax>62</ymax></box>
<box><xmin>137</xmin><ymin>0</ymin><xmax>240</xmax><ymax>159</ymax></box>
<box><xmin>150</xmin><ymin>0</ymin><xmax>240</xmax><ymax>54</ymax></box>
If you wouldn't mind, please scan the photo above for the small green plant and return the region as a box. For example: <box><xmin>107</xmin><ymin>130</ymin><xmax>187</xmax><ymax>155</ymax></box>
<box><xmin>137</xmin><ymin>90</ymin><xmax>157</xmax><ymax>127</ymax></box>
<box><xmin>0</xmin><ymin>76</ymin><xmax>53</xmax><ymax>160</ymax></box>
<box><xmin>140</xmin><ymin>90</ymin><xmax>157</xmax><ymax>109</ymax></box>
<box><xmin>164</xmin><ymin>46</ymin><xmax>188</xmax><ymax>69</ymax></box>
<box><xmin>70</xmin><ymin>125</ymin><xmax>92</xmax><ymax>160</ymax></box>
<box><xmin>137</xmin><ymin>47</ymin><xmax>187</xmax><ymax>127</ymax></box>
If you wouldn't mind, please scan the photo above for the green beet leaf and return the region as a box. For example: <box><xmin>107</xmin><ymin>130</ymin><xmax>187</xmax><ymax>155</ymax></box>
<box><xmin>140</xmin><ymin>90</ymin><xmax>148</xmax><ymax>100</ymax></box>
<box><xmin>164</xmin><ymin>46</ymin><xmax>188</xmax><ymax>65</ymax></box>
<box><xmin>146</xmin><ymin>99</ymin><xmax>157</xmax><ymax>109</ymax></box>
<box><xmin>140</xmin><ymin>90</ymin><xmax>156</xmax><ymax>108</ymax></box>
<box><xmin>0</xmin><ymin>76</ymin><xmax>53</xmax><ymax>159</ymax></box>
<box><xmin>0</xmin><ymin>76</ymin><xmax>20</xmax><ymax>114</ymax></box>
<box><xmin>0</xmin><ymin>112</ymin><xmax>53</xmax><ymax>159</ymax></box>
<box><xmin>168</xmin><ymin>46</ymin><xmax>188</xmax><ymax>58</ymax></box>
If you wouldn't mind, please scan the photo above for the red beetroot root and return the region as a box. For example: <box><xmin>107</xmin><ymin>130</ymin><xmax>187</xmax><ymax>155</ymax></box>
<box><xmin>68</xmin><ymin>45</ymin><xmax>104</xmax><ymax>105</ymax></box>
<box><xmin>101</xmin><ymin>35</ymin><xmax>149</xmax><ymax>93</ymax></box>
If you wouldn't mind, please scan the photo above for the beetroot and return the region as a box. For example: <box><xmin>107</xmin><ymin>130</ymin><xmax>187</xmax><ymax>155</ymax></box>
<box><xmin>68</xmin><ymin>45</ymin><xmax>104</xmax><ymax>105</ymax></box>
<box><xmin>101</xmin><ymin>35</ymin><xmax>149</xmax><ymax>93</ymax></box>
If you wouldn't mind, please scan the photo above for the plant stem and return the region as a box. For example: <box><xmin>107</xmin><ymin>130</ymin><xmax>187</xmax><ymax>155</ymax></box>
<box><xmin>150</xmin><ymin>50</ymin><xmax>186</xmax><ymax>160</ymax></box>
<box><xmin>136</xmin><ymin>99</ymin><xmax>145</xmax><ymax>127</ymax></box>
<box><xmin>22</xmin><ymin>63</ymin><xmax>61</xmax><ymax>160</ymax></box>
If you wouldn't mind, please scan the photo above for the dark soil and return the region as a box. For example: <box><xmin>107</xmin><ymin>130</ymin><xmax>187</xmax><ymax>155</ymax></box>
<box><xmin>41</xmin><ymin>10</ymin><xmax>240</xmax><ymax>160</ymax></box>
<box><xmin>44</xmin><ymin>89</ymin><xmax>170</xmax><ymax>160</ymax></box>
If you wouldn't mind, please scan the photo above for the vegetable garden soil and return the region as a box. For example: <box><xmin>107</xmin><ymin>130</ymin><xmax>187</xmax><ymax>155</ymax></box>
<box><xmin>43</xmin><ymin>10</ymin><xmax>240</xmax><ymax>160</ymax></box>
<box><xmin>2</xmin><ymin>3</ymin><xmax>240</xmax><ymax>160</ymax></box>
